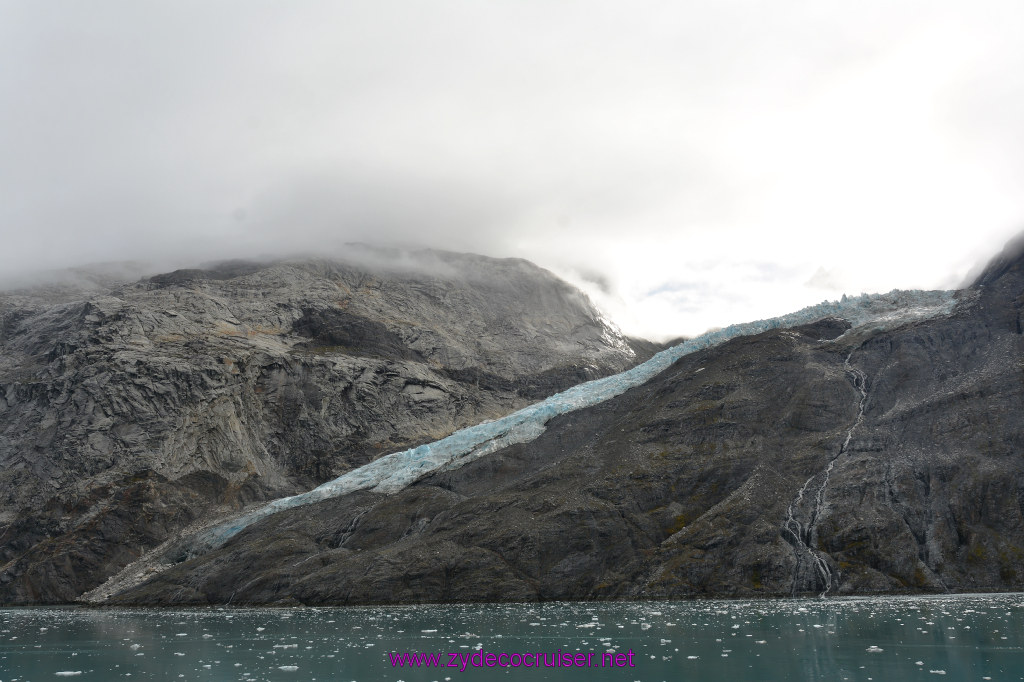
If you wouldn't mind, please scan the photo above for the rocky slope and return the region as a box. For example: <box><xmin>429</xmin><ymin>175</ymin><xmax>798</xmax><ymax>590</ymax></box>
<box><xmin>0</xmin><ymin>248</ymin><xmax>641</xmax><ymax>603</ymax></box>
<box><xmin>106</xmin><ymin>237</ymin><xmax>1024</xmax><ymax>605</ymax></box>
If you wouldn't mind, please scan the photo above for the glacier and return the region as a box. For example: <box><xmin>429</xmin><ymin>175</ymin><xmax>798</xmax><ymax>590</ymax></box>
<box><xmin>187</xmin><ymin>288</ymin><xmax>958</xmax><ymax>557</ymax></box>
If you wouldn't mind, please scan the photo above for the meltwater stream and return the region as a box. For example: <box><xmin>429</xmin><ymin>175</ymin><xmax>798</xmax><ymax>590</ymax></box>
<box><xmin>783</xmin><ymin>349</ymin><xmax>870</xmax><ymax>596</ymax></box>
<box><xmin>189</xmin><ymin>289</ymin><xmax>958</xmax><ymax>556</ymax></box>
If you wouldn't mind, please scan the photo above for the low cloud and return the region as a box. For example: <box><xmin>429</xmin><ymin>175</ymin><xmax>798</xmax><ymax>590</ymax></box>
<box><xmin>2</xmin><ymin>1</ymin><xmax>1022</xmax><ymax>337</ymax></box>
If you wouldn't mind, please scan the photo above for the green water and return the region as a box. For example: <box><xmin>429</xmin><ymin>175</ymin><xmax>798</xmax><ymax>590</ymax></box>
<box><xmin>1</xmin><ymin>594</ymin><xmax>1022</xmax><ymax>681</ymax></box>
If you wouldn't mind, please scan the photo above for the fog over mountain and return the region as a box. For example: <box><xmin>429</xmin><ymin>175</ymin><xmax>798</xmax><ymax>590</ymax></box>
<box><xmin>2</xmin><ymin>1</ymin><xmax>1023</xmax><ymax>338</ymax></box>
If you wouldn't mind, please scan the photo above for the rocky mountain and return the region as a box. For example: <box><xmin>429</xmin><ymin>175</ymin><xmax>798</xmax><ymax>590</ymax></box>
<box><xmin>0</xmin><ymin>248</ymin><xmax>643</xmax><ymax>603</ymax></box>
<box><xmin>97</xmin><ymin>236</ymin><xmax>1024</xmax><ymax>605</ymax></box>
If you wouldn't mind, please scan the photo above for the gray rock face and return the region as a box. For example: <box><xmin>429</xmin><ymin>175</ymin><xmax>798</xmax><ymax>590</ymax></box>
<box><xmin>106</xmin><ymin>238</ymin><xmax>1024</xmax><ymax>605</ymax></box>
<box><xmin>0</xmin><ymin>249</ymin><xmax>639</xmax><ymax>603</ymax></box>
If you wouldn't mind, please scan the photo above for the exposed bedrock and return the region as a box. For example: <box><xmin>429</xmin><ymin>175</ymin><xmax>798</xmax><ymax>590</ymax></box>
<box><xmin>0</xmin><ymin>250</ymin><xmax>640</xmax><ymax>603</ymax></box>
<box><xmin>110</xmin><ymin>237</ymin><xmax>1024</xmax><ymax>605</ymax></box>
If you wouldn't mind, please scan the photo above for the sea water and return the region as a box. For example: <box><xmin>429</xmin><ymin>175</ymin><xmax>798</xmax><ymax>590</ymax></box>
<box><xmin>1</xmin><ymin>594</ymin><xmax>1022</xmax><ymax>681</ymax></box>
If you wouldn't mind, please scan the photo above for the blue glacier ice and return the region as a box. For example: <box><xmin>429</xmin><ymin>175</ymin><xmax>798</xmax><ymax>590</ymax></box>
<box><xmin>187</xmin><ymin>288</ymin><xmax>958</xmax><ymax>556</ymax></box>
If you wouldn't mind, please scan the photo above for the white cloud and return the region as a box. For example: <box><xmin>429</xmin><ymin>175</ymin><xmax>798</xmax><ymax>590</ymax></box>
<box><xmin>1</xmin><ymin>1</ymin><xmax>1021</xmax><ymax>338</ymax></box>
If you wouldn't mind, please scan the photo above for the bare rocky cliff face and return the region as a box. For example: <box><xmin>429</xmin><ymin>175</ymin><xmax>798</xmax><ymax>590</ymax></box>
<box><xmin>0</xmin><ymin>249</ymin><xmax>641</xmax><ymax>603</ymax></box>
<box><xmin>102</xmin><ymin>238</ymin><xmax>1024</xmax><ymax>605</ymax></box>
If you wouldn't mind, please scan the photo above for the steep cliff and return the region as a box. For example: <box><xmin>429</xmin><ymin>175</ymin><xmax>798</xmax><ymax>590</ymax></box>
<box><xmin>106</xmin><ymin>238</ymin><xmax>1024</xmax><ymax>604</ymax></box>
<box><xmin>0</xmin><ymin>249</ymin><xmax>639</xmax><ymax>603</ymax></box>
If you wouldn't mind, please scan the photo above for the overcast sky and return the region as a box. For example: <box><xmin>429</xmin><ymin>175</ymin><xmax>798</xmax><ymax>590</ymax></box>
<box><xmin>2</xmin><ymin>1</ymin><xmax>1022</xmax><ymax>339</ymax></box>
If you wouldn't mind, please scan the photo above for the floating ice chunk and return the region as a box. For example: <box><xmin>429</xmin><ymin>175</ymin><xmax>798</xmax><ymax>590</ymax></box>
<box><xmin>277</xmin><ymin>665</ymin><xmax>299</xmax><ymax>671</ymax></box>
<box><xmin>866</xmin><ymin>646</ymin><xmax>883</xmax><ymax>652</ymax></box>
<box><xmin>55</xmin><ymin>673</ymin><xmax>82</xmax><ymax>677</ymax></box>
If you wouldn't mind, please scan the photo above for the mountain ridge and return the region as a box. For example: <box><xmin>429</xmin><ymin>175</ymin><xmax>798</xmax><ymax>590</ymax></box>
<box><xmin>4</xmin><ymin>240</ymin><xmax>1024</xmax><ymax>604</ymax></box>
<box><xmin>0</xmin><ymin>248</ymin><xmax>642</xmax><ymax>603</ymax></box>
<box><xmin>101</xmin><ymin>238</ymin><xmax>1024</xmax><ymax>604</ymax></box>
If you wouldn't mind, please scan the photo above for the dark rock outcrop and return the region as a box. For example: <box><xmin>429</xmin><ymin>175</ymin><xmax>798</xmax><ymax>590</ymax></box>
<box><xmin>0</xmin><ymin>249</ymin><xmax>638</xmax><ymax>603</ymax></box>
<box><xmin>109</xmin><ymin>238</ymin><xmax>1024</xmax><ymax>605</ymax></box>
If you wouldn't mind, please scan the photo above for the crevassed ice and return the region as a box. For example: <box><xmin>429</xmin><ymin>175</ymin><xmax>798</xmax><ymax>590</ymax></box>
<box><xmin>188</xmin><ymin>289</ymin><xmax>957</xmax><ymax>556</ymax></box>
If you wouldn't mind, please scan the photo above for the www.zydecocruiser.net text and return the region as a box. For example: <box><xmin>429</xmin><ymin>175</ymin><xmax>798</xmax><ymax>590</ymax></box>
<box><xmin>389</xmin><ymin>649</ymin><xmax>637</xmax><ymax>671</ymax></box>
